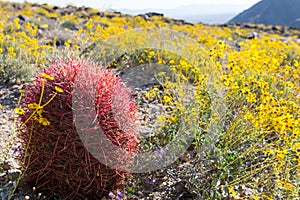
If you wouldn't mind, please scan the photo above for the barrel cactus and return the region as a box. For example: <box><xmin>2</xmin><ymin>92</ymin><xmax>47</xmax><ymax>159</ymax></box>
<box><xmin>19</xmin><ymin>58</ymin><xmax>139</xmax><ymax>199</ymax></box>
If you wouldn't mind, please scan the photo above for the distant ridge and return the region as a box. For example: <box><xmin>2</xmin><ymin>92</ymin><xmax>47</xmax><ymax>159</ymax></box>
<box><xmin>119</xmin><ymin>4</ymin><xmax>248</xmax><ymax>24</ymax></box>
<box><xmin>229</xmin><ymin>0</ymin><xmax>300</xmax><ymax>29</ymax></box>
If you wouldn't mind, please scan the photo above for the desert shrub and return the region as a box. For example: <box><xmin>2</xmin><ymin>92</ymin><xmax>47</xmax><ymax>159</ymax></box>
<box><xmin>18</xmin><ymin>58</ymin><xmax>139</xmax><ymax>199</ymax></box>
<box><xmin>60</xmin><ymin>20</ymin><xmax>78</xmax><ymax>30</ymax></box>
<box><xmin>0</xmin><ymin>16</ymin><xmax>54</xmax><ymax>82</ymax></box>
<box><xmin>189</xmin><ymin>39</ymin><xmax>300</xmax><ymax>199</ymax></box>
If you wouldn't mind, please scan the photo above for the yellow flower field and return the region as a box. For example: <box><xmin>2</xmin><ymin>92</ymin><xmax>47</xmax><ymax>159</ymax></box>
<box><xmin>0</xmin><ymin>1</ymin><xmax>299</xmax><ymax>199</ymax></box>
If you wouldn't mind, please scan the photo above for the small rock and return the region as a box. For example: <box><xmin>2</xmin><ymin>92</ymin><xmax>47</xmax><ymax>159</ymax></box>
<box><xmin>139</xmin><ymin>127</ymin><xmax>154</xmax><ymax>137</ymax></box>
<box><xmin>7</xmin><ymin>169</ymin><xmax>21</xmax><ymax>180</ymax></box>
<box><xmin>179</xmin><ymin>152</ymin><xmax>190</xmax><ymax>162</ymax></box>
<box><xmin>105</xmin><ymin>14</ymin><xmax>115</xmax><ymax>19</ymax></box>
<box><xmin>17</xmin><ymin>15</ymin><xmax>29</xmax><ymax>22</ymax></box>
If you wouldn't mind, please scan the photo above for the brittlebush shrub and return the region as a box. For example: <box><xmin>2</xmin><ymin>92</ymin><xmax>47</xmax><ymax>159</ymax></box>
<box><xmin>19</xmin><ymin>58</ymin><xmax>139</xmax><ymax>199</ymax></box>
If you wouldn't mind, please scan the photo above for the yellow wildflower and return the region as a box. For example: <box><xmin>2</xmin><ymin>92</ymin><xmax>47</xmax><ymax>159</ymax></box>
<box><xmin>14</xmin><ymin>18</ymin><xmax>20</xmax><ymax>29</ymax></box>
<box><xmin>54</xmin><ymin>86</ymin><xmax>63</xmax><ymax>93</ymax></box>
<box><xmin>264</xmin><ymin>149</ymin><xmax>275</xmax><ymax>157</ymax></box>
<box><xmin>41</xmin><ymin>24</ymin><xmax>48</xmax><ymax>29</ymax></box>
<box><xmin>147</xmin><ymin>88</ymin><xmax>157</xmax><ymax>98</ymax></box>
<box><xmin>144</xmin><ymin>92</ymin><xmax>150</xmax><ymax>98</ymax></box>
<box><xmin>38</xmin><ymin>117</ymin><xmax>50</xmax><ymax>126</ymax></box>
<box><xmin>169</xmin><ymin>59</ymin><xmax>175</xmax><ymax>65</ymax></box>
<box><xmin>228</xmin><ymin>187</ymin><xmax>237</xmax><ymax>196</ymax></box>
<box><xmin>252</xmin><ymin>195</ymin><xmax>259</xmax><ymax>200</ymax></box>
<box><xmin>149</xmin><ymin>51</ymin><xmax>155</xmax><ymax>56</ymax></box>
<box><xmin>28</xmin><ymin>103</ymin><xmax>40</xmax><ymax>110</ymax></box>
<box><xmin>246</xmin><ymin>92</ymin><xmax>257</xmax><ymax>103</ymax></box>
<box><xmin>163</xmin><ymin>95</ymin><xmax>172</xmax><ymax>103</ymax></box>
<box><xmin>284</xmin><ymin>183</ymin><xmax>293</xmax><ymax>192</ymax></box>
<box><xmin>8</xmin><ymin>47</ymin><xmax>16</xmax><ymax>57</ymax></box>
<box><xmin>275</xmin><ymin>150</ymin><xmax>287</xmax><ymax>160</ymax></box>
<box><xmin>14</xmin><ymin>108</ymin><xmax>25</xmax><ymax>115</ymax></box>
<box><xmin>41</xmin><ymin>73</ymin><xmax>54</xmax><ymax>80</ymax></box>
<box><xmin>85</xmin><ymin>20</ymin><xmax>94</xmax><ymax>30</ymax></box>
<box><xmin>285</xmin><ymin>81</ymin><xmax>294</xmax><ymax>90</ymax></box>
<box><xmin>292</xmin><ymin>142</ymin><xmax>300</xmax><ymax>152</ymax></box>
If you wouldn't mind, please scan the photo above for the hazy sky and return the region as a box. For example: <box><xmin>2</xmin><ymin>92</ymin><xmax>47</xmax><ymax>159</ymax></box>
<box><xmin>10</xmin><ymin>0</ymin><xmax>262</xmax><ymax>23</ymax></box>
<box><xmin>11</xmin><ymin>0</ymin><xmax>261</xmax><ymax>10</ymax></box>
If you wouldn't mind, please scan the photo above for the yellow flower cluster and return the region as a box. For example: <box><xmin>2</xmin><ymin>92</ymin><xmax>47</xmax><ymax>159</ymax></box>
<box><xmin>14</xmin><ymin>73</ymin><xmax>63</xmax><ymax>126</ymax></box>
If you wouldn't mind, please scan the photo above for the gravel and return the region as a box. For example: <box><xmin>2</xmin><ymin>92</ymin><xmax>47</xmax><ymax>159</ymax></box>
<box><xmin>0</xmin><ymin>82</ymin><xmax>24</xmax><ymax>200</ymax></box>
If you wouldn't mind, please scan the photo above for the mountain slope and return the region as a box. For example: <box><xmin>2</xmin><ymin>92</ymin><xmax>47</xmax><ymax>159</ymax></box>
<box><xmin>229</xmin><ymin>0</ymin><xmax>300</xmax><ymax>29</ymax></box>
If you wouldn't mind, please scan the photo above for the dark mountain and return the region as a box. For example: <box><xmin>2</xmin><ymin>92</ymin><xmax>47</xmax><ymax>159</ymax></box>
<box><xmin>229</xmin><ymin>0</ymin><xmax>300</xmax><ymax>29</ymax></box>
